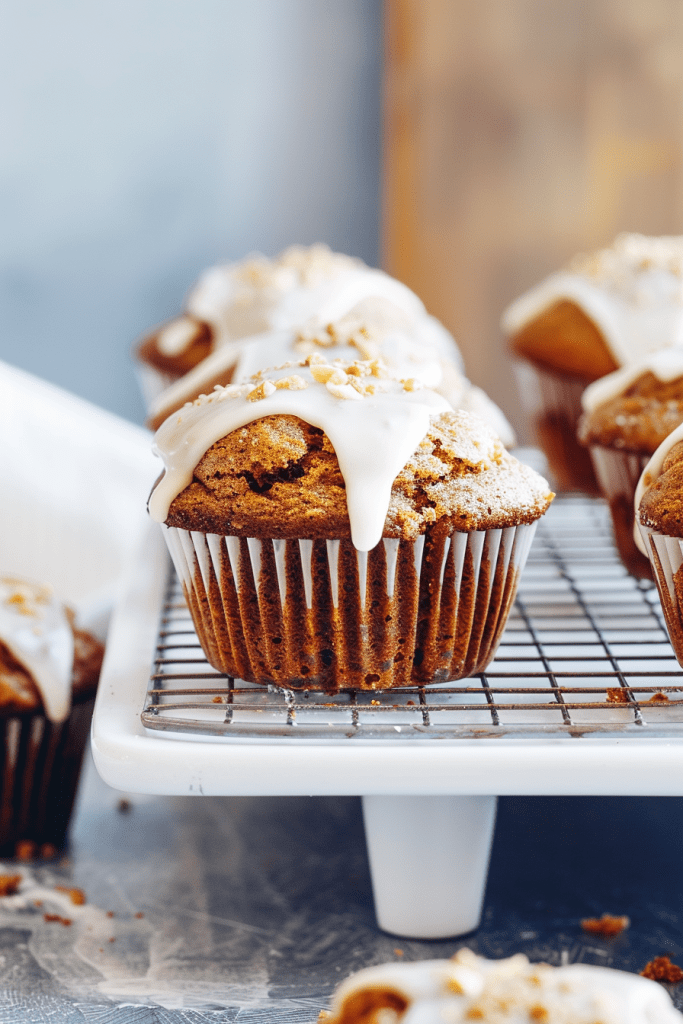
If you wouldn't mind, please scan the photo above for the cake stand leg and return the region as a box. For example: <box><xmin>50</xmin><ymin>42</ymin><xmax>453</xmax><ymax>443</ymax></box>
<box><xmin>361</xmin><ymin>794</ymin><xmax>497</xmax><ymax>939</ymax></box>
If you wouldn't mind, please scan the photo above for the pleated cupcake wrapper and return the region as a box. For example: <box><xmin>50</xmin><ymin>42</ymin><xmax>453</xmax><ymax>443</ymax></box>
<box><xmin>638</xmin><ymin>526</ymin><xmax>683</xmax><ymax>667</ymax></box>
<box><xmin>0</xmin><ymin>697</ymin><xmax>94</xmax><ymax>856</ymax></box>
<box><xmin>513</xmin><ymin>360</ymin><xmax>599</xmax><ymax>494</ymax></box>
<box><xmin>589</xmin><ymin>446</ymin><xmax>652</xmax><ymax>579</ymax></box>
<box><xmin>162</xmin><ymin>523</ymin><xmax>537</xmax><ymax>690</ymax></box>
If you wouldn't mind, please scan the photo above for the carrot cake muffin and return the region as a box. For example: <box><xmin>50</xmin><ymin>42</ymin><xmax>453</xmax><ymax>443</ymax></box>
<box><xmin>146</xmin><ymin>295</ymin><xmax>514</xmax><ymax>445</ymax></box>
<box><xmin>578</xmin><ymin>349</ymin><xmax>683</xmax><ymax>578</ymax></box>
<box><xmin>635</xmin><ymin>424</ymin><xmax>683</xmax><ymax>663</ymax></box>
<box><xmin>0</xmin><ymin>576</ymin><xmax>104</xmax><ymax>855</ymax></box>
<box><xmin>137</xmin><ymin>243</ymin><xmax>458</xmax><ymax>388</ymax></box>
<box><xmin>148</xmin><ymin>357</ymin><xmax>552</xmax><ymax>691</ymax></box>
<box><xmin>503</xmin><ymin>233</ymin><xmax>683</xmax><ymax>492</ymax></box>
<box><xmin>325</xmin><ymin>948</ymin><xmax>682</xmax><ymax>1023</ymax></box>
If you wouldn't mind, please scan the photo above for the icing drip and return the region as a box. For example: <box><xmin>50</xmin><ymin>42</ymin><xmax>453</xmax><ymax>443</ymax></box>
<box><xmin>582</xmin><ymin>348</ymin><xmax>683</xmax><ymax>414</ymax></box>
<box><xmin>149</xmin><ymin>360</ymin><xmax>451</xmax><ymax>552</ymax></box>
<box><xmin>502</xmin><ymin>233</ymin><xmax>683</xmax><ymax>366</ymax></box>
<box><xmin>328</xmin><ymin>949</ymin><xmax>683</xmax><ymax>1024</ymax></box>
<box><xmin>0</xmin><ymin>577</ymin><xmax>74</xmax><ymax>723</ymax></box>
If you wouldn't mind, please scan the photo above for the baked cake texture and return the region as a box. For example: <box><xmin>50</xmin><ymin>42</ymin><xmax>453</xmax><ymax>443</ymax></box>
<box><xmin>577</xmin><ymin>350</ymin><xmax>683</xmax><ymax>579</ymax></box>
<box><xmin>0</xmin><ymin>576</ymin><xmax>104</xmax><ymax>855</ymax></box>
<box><xmin>324</xmin><ymin>948</ymin><xmax>683</xmax><ymax>1024</ymax></box>
<box><xmin>503</xmin><ymin>233</ymin><xmax>683</xmax><ymax>492</ymax></box>
<box><xmin>149</xmin><ymin>358</ymin><xmax>552</xmax><ymax>690</ymax></box>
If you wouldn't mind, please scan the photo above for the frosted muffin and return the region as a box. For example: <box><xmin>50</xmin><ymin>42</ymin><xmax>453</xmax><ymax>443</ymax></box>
<box><xmin>578</xmin><ymin>349</ymin><xmax>683</xmax><ymax>579</ymax></box>
<box><xmin>503</xmin><ymin>233</ymin><xmax>683</xmax><ymax>492</ymax></box>
<box><xmin>0</xmin><ymin>576</ymin><xmax>104</xmax><ymax>856</ymax></box>
<box><xmin>148</xmin><ymin>358</ymin><xmax>552</xmax><ymax>691</ymax></box>
<box><xmin>325</xmin><ymin>948</ymin><xmax>682</xmax><ymax>1023</ymax></box>
<box><xmin>136</xmin><ymin>244</ymin><xmax>459</xmax><ymax>396</ymax></box>
<box><xmin>636</xmin><ymin>426</ymin><xmax>683</xmax><ymax>663</ymax></box>
<box><xmin>146</xmin><ymin>295</ymin><xmax>514</xmax><ymax>445</ymax></box>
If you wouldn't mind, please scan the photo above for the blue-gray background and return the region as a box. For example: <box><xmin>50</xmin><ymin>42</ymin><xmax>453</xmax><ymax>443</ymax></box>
<box><xmin>0</xmin><ymin>0</ymin><xmax>381</xmax><ymax>423</ymax></box>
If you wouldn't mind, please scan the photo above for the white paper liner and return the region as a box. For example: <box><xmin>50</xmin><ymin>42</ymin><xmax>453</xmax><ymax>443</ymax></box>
<box><xmin>513</xmin><ymin>360</ymin><xmax>599</xmax><ymax>494</ymax></box>
<box><xmin>589</xmin><ymin>446</ymin><xmax>651</xmax><ymax>578</ymax></box>
<box><xmin>161</xmin><ymin>522</ymin><xmax>538</xmax><ymax>689</ymax></box>
<box><xmin>638</xmin><ymin>525</ymin><xmax>683</xmax><ymax>665</ymax></box>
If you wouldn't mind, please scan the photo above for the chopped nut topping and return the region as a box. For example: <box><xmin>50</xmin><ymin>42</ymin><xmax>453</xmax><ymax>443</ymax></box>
<box><xmin>274</xmin><ymin>375</ymin><xmax>308</xmax><ymax>391</ymax></box>
<box><xmin>326</xmin><ymin>381</ymin><xmax>363</xmax><ymax>401</ymax></box>
<box><xmin>247</xmin><ymin>380</ymin><xmax>277</xmax><ymax>402</ymax></box>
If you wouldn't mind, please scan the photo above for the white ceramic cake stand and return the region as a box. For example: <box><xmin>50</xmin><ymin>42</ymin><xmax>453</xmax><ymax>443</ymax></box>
<box><xmin>92</xmin><ymin>512</ymin><xmax>683</xmax><ymax>940</ymax></box>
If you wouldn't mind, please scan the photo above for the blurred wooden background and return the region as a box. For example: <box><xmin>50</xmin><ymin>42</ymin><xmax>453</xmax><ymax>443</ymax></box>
<box><xmin>383</xmin><ymin>0</ymin><xmax>683</xmax><ymax>439</ymax></box>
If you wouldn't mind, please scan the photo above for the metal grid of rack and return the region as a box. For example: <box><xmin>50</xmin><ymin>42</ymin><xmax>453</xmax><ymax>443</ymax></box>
<box><xmin>141</xmin><ymin>496</ymin><xmax>683</xmax><ymax>739</ymax></box>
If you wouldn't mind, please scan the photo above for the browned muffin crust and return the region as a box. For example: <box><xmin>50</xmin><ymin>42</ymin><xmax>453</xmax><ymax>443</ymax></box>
<box><xmin>509</xmin><ymin>299</ymin><xmax>618</xmax><ymax>381</ymax></box>
<box><xmin>137</xmin><ymin>316</ymin><xmax>214</xmax><ymax>378</ymax></box>
<box><xmin>165</xmin><ymin>411</ymin><xmax>553</xmax><ymax>539</ymax></box>
<box><xmin>638</xmin><ymin>440</ymin><xmax>683</xmax><ymax>536</ymax></box>
<box><xmin>578</xmin><ymin>371</ymin><xmax>683</xmax><ymax>454</ymax></box>
<box><xmin>0</xmin><ymin>621</ymin><xmax>104</xmax><ymax>716</ymax></box>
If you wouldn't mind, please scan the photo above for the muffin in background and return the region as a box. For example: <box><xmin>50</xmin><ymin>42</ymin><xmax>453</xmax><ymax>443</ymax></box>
<box><xmin>148</xmin><ymin>357</ymin><xmax>552</xmax><ymax>692</ymax></box>
<box><xmin>135</xmin><ymin>243</ymin><xmax>459</xmax><ymax>398</ymax></box>
<box><xmin>503</xmin><ymin>233</ymin><xmax>683</xmax><ymax>493</ymax></box>
<box><xmin>324</xmin><ymin>948</ymin><xmax>683</xmax><ymax>1024</ymax></box>
<box><xmin>0</xmin><ymin>576</ymin><xmax>104</xmax><ymax>857</ymax></box>
<box><xmin>578</xmin><ymin>349</ymin><xmax>683</xmax><ymax>579</ymax></box>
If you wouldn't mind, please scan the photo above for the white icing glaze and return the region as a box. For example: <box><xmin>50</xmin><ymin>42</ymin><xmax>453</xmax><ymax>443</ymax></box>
<box><xmin>503</xmin><ymin>233</ymin><xmax>683</xmax><ymax>367</ymax></box>
<box><xmin>581</xmin><ymin>347</ymin><xmax>683</xmax><ymax>413</ymax></box>
<box><xmin>0</xmin><ymin>577</ymin><xmax>74</xmax><ymax>723</ymax></box>
<box><xmin>185</xmin><ymin>244</ymin><xmax>437</xmax><ymax>354</ymax></box>
<box><xmin>147</xmin><ymin>312</ymin><xmax>514</xmax><ymax>447</ymax></box>
<box><xmin>329</xmin><ymin>949</ymin><xmax>682</xmax><ymax>1024</ymax></box>
<box><xmin>149</xmin><ymin>361</ymin><xmax>451</xmax><ymax>552</ymax></box>
<box><xmin>634</xmin><ymin>419</ymin><xmax>683</xmax><ymax>554</ymax></box>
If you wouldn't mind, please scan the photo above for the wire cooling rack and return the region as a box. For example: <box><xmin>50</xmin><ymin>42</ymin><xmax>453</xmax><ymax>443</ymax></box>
<box><xmin>141</xmin><ymin>496</ymin><xmax>683</xmax><ymax>740</ymax></box>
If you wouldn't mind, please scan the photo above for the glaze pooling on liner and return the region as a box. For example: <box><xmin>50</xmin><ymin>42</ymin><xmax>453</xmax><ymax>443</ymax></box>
<box><xmin>149</xmin><ymin>362</ymin><xmax>451</xmax><ymax>552</ymax></box>
<box><xmin>0</xmin><ymin>577</ymin><xmax>74</xmax><ymax>723</ymax></box>
<box><xmin>503</xmin><ymin>233</ymin><xmax>683</xmax><ymax>367</ymax></box>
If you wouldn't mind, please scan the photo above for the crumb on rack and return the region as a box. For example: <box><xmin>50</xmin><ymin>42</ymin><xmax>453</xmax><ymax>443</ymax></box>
<box><xmin>55</xmin><ymin>885</ymin><xmax>86</xmax><ymax>906</ymax></box>
<box><xmin>0</xmin><ymin>874</ymin><xmax>21</xmax><ymax>897</ymax></box>
<box><xmin>44</xmin><ymin>913</ymin><xmax>72</xmax><ymax>926</ymax></box>
<box><xmin>606</xmin><ymin>688</ymin><xmax>629</xmax><ymax>704</ymax></box>
<box><xmin>581</xmin><ymin>913</ymin><xmax>630</xmax><ymax>937</ymax></box>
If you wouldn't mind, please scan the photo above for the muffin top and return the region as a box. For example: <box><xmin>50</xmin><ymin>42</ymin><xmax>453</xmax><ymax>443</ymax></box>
<box><xmin>636</xmin><ymin>428</ymin><xmax>683</xmax><ymax>540</ymax></box>
<box><xmin>578</xmin><ymin>349</ymin><xmax>683</xmax><ymax>454</ymax></box>
<box><xmin>149</xmin><ymin>358</ymin><xmax>552</xmax><ymax>551</ymax></box>
<box><xmin>327</xmin><ymin>948</ymin><xmax>682</xmax><ymax>1024</ymax></box>
<box><xmin>502</xmin><ymin>233</ymin><xmax>683</xmax><ymax>370</ymax></box>
<box><xmin>0</xmin><ymin>577</ymin><xmax>103</xmax><ymax>721</ymax></box>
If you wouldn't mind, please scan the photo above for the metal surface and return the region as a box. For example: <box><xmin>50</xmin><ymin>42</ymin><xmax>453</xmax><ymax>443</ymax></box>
<box><xmin>142</xmin><ymin>496</ymin><xmax>683</xmax><ymax>739</ymax></box>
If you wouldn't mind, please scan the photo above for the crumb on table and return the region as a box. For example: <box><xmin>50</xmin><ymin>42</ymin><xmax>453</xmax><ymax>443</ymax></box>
<box><xmin>580</xmin><ymin>913</ymin><xmax>630</xmax><ymax>937</ymax></box>
<box><xmin>0</xmin><ymin>874</ymin><xmax>21</xmax><ymax>897</ymax></box>
<box><xmin>641</xmin><ymin>955</ymin><xmax>683</xmax><ymax>983</ymax></box>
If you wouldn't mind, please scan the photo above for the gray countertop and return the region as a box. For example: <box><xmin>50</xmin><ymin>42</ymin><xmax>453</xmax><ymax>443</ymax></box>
<box><xmin>0</xmin><ymin>749</ymin><xmax>682</xmax><ymax>1020</ymax></box>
